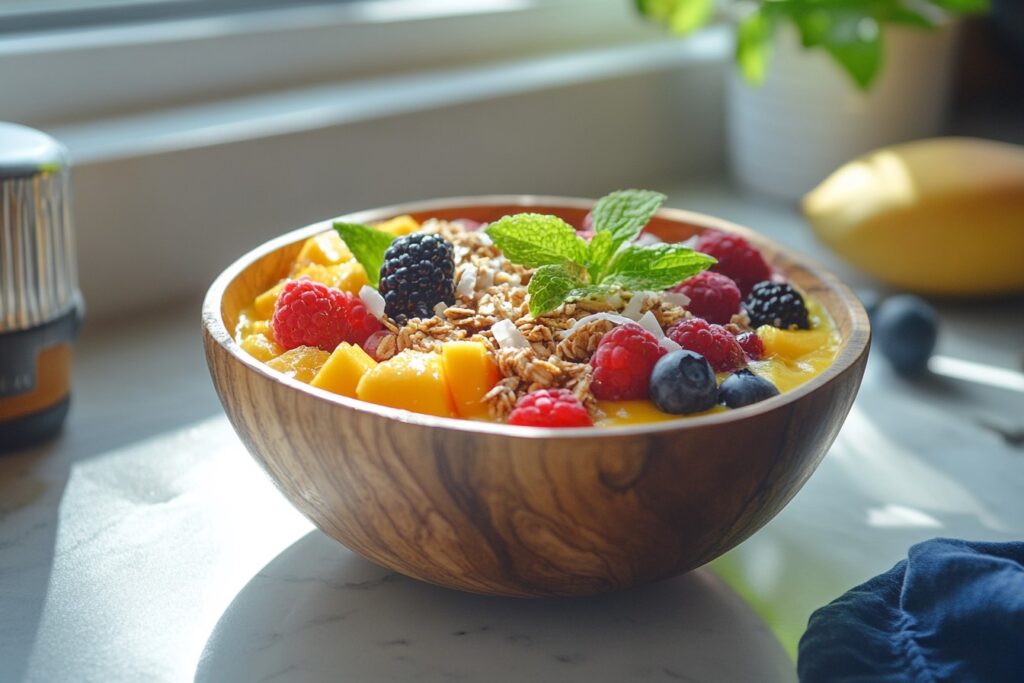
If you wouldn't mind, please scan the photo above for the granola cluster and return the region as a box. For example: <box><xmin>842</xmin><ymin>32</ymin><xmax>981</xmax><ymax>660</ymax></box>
<box><xmin>370</xmin><ymin>219</ymin><xmax>695</xmax><ymax>419</ymax></box>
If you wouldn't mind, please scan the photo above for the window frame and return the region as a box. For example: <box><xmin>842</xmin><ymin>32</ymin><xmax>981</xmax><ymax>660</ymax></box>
<box><xmin>0</xmin><ymin>0</ymin><xmax>661</xmax><ymax>127</ymax></box>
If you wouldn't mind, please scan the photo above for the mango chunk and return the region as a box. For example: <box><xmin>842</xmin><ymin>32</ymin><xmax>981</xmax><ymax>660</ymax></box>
<box><xmin>757</xmin><ymin>325</ymin><xmax>830</xmax><ymax>361</ymax></box>
<box><xmin>356</xmin><ymin>350</ymin><xmax>456</xmax><ymax>418</ymax></box>
<box><xmin>254</xmin><ymin>282</ymin><xmax>285</xmax><ymax>319</ymax></box>
<box><xmin>375</xmin><ymin>214</ymin><xmax>420</xmax><ymax>237</ymax></box>
<box><xmin>441</xmin><ymin>341</ymin><xmax>499</xmax><ymax>418</ymax></box>
<box><xmin>296</xmin><ymin>230</ymin><xmax>353</xmax><ymax>268</ymax></box>
<box><xmin>267</xmin><ymin>346</ymin><xmax>330</xmax><ymax>383</ymax></box>
<box><xmin>311</xmin><ymin>342</ymin><xmax>377</xmax><ymax>398</ymax></box>
<box><xmin>241</xmin><ymin>331</ymin><xmax>284</xmax><ymax>362</ymax></box>
<box><xmin>294</xmin><ymin>262</ymin><xmax>369</xmax><ymax>294</ymax></box>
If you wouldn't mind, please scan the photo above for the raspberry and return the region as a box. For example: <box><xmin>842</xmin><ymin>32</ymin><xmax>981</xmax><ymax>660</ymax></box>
<box><xmin>666</xmin><ymin>318</ymin><xmax>746</xmax><ymax>373</ymax></box>
<box><xmin>590</xmin><ymin>323</ymin><xmax>666</xmax><ymax>400</ymax></box>
<box><xmin>736</xmin><ymin>332</ymin><xmax>765</xmax><ymax>360</ymax></box>
<box><xmin>379</xmin><ymin>233</ymin><xmax>455</xmax><ymax>324</ymax></box>
<box><xmin>674</xmin><ymin>271</ymin><xmax>742</xmax><ymax>324</ymax></box>
<box><xmin>694</xmin><ymin>231</ymin><xmax>772</xmax><ymax>295</ymax></box>
<box><xmin>272</xmin><ymin>278</ymin><xmax>381</xmax><ymax>351</ymax></box>
<box><xmin>338</xmin><ymin>293</ymin><xmax>383</xmax><ymax>346</ymax></box>
<box><xmin>508</xmin><ymin>389</ymin><xmax>592</xmax><ymax>427</ymax></box>
<box><xmin>744</xmin><ymin>281</ymin><xmax>810</xmax><ymax>330</ymax></box>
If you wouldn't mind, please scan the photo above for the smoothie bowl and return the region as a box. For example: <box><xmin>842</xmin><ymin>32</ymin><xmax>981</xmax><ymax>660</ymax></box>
<box><xmin>203</xmin><ymin>192</ymin><xmax>870</xmax><ymax>597</ymax></box>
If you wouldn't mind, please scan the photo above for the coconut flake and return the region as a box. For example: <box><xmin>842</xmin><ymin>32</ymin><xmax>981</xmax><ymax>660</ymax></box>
<box><xmin>477</xmin><ymin>231</ymin><xmax>494</xmax><ymax>246</ymax></box>
<box><xmin>491</xmin><ymin>319</ymin><xmax>529</xmax><ymax>349</ymax></box>
<box><xmin>621</xmin><ymin>292</ymin><xmax>649</xmax><ymax>321</ymax></box>
<box><xmin>637</xmin><ymin>310</ymin><xmax>681</xmax><ymax>352</ymax></box>
<box><xmin>681</xmin><ymin>235</ymin><xmax>699</xmax><ymax>249</ymax></box>
<box><xmin>434</xmin><ymin>302</ymin><xmax>448</xmax><ymax>317</ymax></box>
<box><xmin>456</xmin><ymin>264</ymin><xmax>477</xmax><ymax>298</ymax></box>
<box><xmin>636</xmin><ymin>232</ymin><xmax>663</xmax><ymax>245</ymax></box>
<box><xmin>359</xmin><ymin>285</ymin><xmax>386</xmax><ymax>320</ymax></box>
<box><xmin>556</xmin><ymin>312</ymin><xmax>635</xmax><ymax>340</ymax></box>
<box><xmin>662</xmin><ymin>290</ymin><xmax>691</xmax><ymax>307</ymax></box>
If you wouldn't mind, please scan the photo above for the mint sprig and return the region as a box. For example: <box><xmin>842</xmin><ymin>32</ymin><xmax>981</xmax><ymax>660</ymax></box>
<box><xmin>333</xmin><ymin>222</ymin><xmax>396</xmax><ymax>286</ymax></box>
<box><xmin>485</xmin><ymin>189</ymin><xmax>716</xmax><ymax>316</ymax></box>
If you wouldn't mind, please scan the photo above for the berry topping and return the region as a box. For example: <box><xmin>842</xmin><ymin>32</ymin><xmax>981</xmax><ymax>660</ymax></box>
<box><xmin>744</xmin><ymin>281</ymin><xmax>810</xmax><ymax>330</ymax></box>
<box><xmin>736</xmin><ymin>331</ymin><xmax>765</xmax><ymax>360</ymax></box>
<box><xmin>649</xmin><ymin>350</ymin><xmax>718</xmax><ymax>414</ymax></box>
<box><xmin>673</xmin><ymin>271</ymin><xmax>742</xmax><ymax>324</ymax></box>
<box><xmin>590</xmin><ymin>323</ymin><xmax>667</xmax><ymax>400</ymax></box>
<box><xmin>338</xmin><ymin>292</ymin><xmax>384</xmax><ymax>345</ymax></box>
<box><xmin>379</xmin><ymin>233</ymin><xmax>456</xmax><ymax>324</ymax></box>
<box><xmin>666</xmin><ymin>318</ymin><xmax>746</xmax><ymax>373</ymax></box>
<box><xmin>719</xmin><ymin>369</ymin><xmax>779</xmax><ymax>409</ymax></box>
<box><xmin>693</xmin><ymin>231</ymin><xmax>772</xmax><ymax>295</ymax></box>
<box><xmin>874</xmin><ymin>295</ymin><xmax>938</xmax><ymax>375</ymax></box>
<box><xmin>272</xmin><ymin>278</ymin><xmax>355</xmax><ymax>351</ymax></box>
<box><xmin>508</xmin><ymin>389</ymin><xmax>593</xmax><ymax>427</ymax></box>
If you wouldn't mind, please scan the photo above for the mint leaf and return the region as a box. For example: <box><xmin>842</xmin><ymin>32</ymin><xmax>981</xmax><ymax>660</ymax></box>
<box><xmin>602</xmin><ymin>244</ymin><xmax>715</xmax><ymax>291</ymax></box>
<box><xmin>591</xmin><ymin>189</ymin><xmax>666</xmax><ymax>249</ymax></box>
<box><xmin>485</xmin><ymin>214</ymin><xmax>589</xmax><ymax>269</ymax></box>
<box><xmin>586</xmin><ymin>230</ymin><xmax>617</xmax><ymax>281</ymax></box>
<box><xmin>527</xmin><ymin>263</ymin><xmax>586</xmax><ymax>317</ymax></box>
<box><xmin>334</xmin><ymin>222</ymin><xmax>395</xmax><ymax>286</ymax></box>
<box><xmin>567</xmin><ymin>284</ymin><xmax>619</xmax><ymax>302</ymax></box>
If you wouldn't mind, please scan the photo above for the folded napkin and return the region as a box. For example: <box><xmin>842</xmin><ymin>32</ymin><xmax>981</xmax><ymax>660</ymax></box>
<box><xmin>798</xmin><ymin>538</ymin><xmax>1024</xmax><ymax>683</ymax></box>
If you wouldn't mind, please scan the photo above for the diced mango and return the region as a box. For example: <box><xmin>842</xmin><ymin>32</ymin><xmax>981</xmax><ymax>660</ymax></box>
<box><xmin>441</xmin><ymin>341</ymin><xmax>499</xmax><ymax>418</ymax></box>
<box><xmin>594</xmin><ymin>400</ymin><xmax>724</xmax><ymax>426</ymax></box>
<box><xmin>311</xmin><ymin>342</ymin><xmax>377</xmax><ymax>398</ymax></box>
<box><xmin>254</xmin><ymin>282</ymin><xmax>285</xmax><ymax>318</ymax></box>
<box><xmin>240</xmin><ymin>331</ymin><xmax>284</xmax><ymax>362</ymax></box>
<box><xmin>266</xmin><ymin>346</ymin><xmax>331</xmax><ymax>383</ymax></box>
<box><xmin>374</xmin><ymin>214</ymin><xmax>420</xmax><ymax>237</ymax></box>
<box><xmin>757</xmin><ymin>325</ymin><xmax>831</xmax><ymax>361</ymax></box>
<box><xmin>295</xmin><ymin>230</ymin><xmax>353</xmax><ymax>268</ymax></box>
<box><xmin>294</xmin><ymin>262</ymin><xmax>369</xmax><ymax>294</ymax></box>
<box><xmin>356</xmin><ymin>350</ymin><xmax>456</xmax><ymax>418</ymax></box>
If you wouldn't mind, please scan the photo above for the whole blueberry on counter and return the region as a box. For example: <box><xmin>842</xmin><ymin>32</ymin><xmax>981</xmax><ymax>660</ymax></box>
<box><xmin>719</xmin><ymin>369</ymin><xmax>780</xmax><ymax>409</ymax></box>
<box><xmin>874</xmin><ymin>295</ymin><xmax>938</xmax><ymax>375</ymax></box>
<box><xmin>650</xmin><ymin>350</ymin><xmax>718</xmax><ymax>414</ymax></box>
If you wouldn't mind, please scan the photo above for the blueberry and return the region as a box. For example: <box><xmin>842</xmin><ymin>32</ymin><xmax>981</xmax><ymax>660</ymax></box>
<box><xmin>650</xmin><ymin>350</ymin><xmax>718</xmax><ymax>414</ymax></box>
<box><xmin>719</xmin><ymin>369</ymin><xmax>780</xmax><ymax>409</ymax></box>
<box><xmin>874</xmin><ymin>295</ymin><xmax>938</xmax><ymax>375</ymax></box>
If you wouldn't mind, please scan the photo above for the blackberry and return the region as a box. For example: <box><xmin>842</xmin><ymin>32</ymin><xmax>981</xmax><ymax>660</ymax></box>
<box><xmin>744</xmin><ymin>281</ymin><xmax>810</xmax><ymax>329</ymax></box>
<box><xmin>379</xmin><ymin>233</ymin><xmax>455</xmax><ymax>324</ymax></box>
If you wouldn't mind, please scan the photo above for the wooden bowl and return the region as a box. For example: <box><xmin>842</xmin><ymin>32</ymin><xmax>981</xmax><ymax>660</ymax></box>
<box><xmin>203</xmin><ymin>197</ymin><xmax>870</xmax><ymax>598</ymax></box>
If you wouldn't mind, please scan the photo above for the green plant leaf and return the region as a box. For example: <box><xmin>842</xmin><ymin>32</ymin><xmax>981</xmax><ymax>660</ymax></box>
<box><xmin>527</xmin><ymin>263</ymin><xmax>587</xmax><ymax>317</ymax></box>
<box><xmin>930</xmin><ymin>0</ymin><xmax>990</xmax><ymax>13</ymax></box>
<box><xmin>825</xmin><ymin>16</ymin><xmax>883</xmax><ymax>90</ymax></box>
<box><xmin>602</xmin><ymin>243</ymin><xmax>716</xmax><ymax>291</ymax></box>
<box><xmin>737</xmin><ymin>9</ymin><xmax>774</xmax><ymax>85</ymax></box>
<box><xmin>590</xmin><ymin>189</ymin><xmax>666</xmax><ymax>247</ymax></box>
<box><xmin>485</xmin><ymin>213</ymin><xmax>589</xmax><ymax>269</ymax></box>
<box><xmin>669</xmin><ymin>0</ymin><xmax>715</xmax><ymax>33</ymax></box>
<box><xmin>333</xmin><ymin>222</ymin><xmax>396</xmax><ymax>286</ymax></box>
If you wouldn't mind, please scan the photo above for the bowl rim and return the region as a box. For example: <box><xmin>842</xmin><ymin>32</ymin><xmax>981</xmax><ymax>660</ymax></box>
<box><xmin>203</xmin><ymin>195</ymin><xmax>871</xmax><ymax>439</ymax></box>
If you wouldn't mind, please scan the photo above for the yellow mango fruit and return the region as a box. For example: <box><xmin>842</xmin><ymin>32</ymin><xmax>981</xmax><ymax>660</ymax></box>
<box><xmin>803</xmin><ymin>137</ymin><xmax>1024</xmax><ymax>296</ymax></box>
<box><xmin>254</xmin><ymin>282</ymin><xmax>285</xmax><ymax>319</ymax></box>
<box><xmin>375</xmin><ymin>214</ymin><xmax>420</xmax><ymax>237</ymax></box>
<box><xmin>295</xmin><ymin>230</ymin><xmax>353</xmax><ymax>268</ymax></box>
<box><xmin>311</xmin><ymin>342</ymin><xmax>377</xmax><ymax>398</ymax></box>
<box><xmin>294</xmin><ymin>262</ymin><xmax>369</xmax><ymax>294</ymax></box>
<box><xmin>356</xmin><ymin>350</ymin><xmax>456</xmax><ymax>418</ymax></box>
<box><xmin>240</xmin><ymin>331</ymin><xmax>283</xmax><ymax>362</ymax></box>
<box><xmin>267</xmin><ymin>346</ymin><xmax>331</xmax><ymax>383</ymax></box>
<box><xmin>440</xmin><ymin>341</ymin><xmax>499</xmax><ymax>418</ymax></box>
<box><xmin>757</xmin><ymin>325</ymin><xmax>831</xmax><ymax>361</ymax></box>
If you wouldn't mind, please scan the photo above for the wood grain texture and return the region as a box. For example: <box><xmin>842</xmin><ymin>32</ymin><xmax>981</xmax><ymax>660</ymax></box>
<box><xmin>203</xmin><ymin>197</ymin><xmax>870</xmax><ymax>597</ymax></box>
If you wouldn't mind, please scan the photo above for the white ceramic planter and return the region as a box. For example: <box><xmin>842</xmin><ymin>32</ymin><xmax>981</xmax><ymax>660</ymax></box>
<box><xmin>728</xmin><ymin>22</ymin><xmax>960</xmax><ymax>200</ymax></box>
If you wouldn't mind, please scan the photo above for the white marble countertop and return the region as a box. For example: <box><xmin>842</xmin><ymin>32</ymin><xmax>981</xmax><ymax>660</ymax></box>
<box><xmin>2</xmin><ymin>182</ymin><xmax>1022</xmax><ymax>683</ymax></box>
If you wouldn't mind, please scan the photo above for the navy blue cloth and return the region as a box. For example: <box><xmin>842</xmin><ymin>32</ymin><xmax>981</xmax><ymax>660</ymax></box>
<box><xmin>798</xmin><ymin>538</ymin><xmax>1024</xmax><ymax>683</ymax></box>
